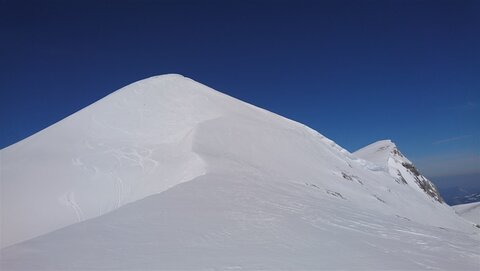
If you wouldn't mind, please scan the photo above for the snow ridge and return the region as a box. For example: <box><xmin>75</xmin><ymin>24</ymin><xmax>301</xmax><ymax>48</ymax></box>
<box><xmin>1</xmin><ymin>75</ymin><xmax>479</xmax><ymax>270</ymax></box>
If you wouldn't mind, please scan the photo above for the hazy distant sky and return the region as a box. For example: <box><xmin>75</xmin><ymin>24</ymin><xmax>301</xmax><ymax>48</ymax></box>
<box><xmin>1</xmin><ymin>0</ymin><xmax>479</xmax><ymax>179</ymax></box>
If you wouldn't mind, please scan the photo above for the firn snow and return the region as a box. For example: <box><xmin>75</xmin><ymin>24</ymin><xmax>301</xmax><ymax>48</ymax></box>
<box><xmin>1</xmin><ymin>74</ymin><xmax>479</xmax><ymax>270</ymax></box>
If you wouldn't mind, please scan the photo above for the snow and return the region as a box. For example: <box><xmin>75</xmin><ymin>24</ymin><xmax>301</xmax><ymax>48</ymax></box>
<box><xmin>354</xmin><ymin>139</ymin><xmax>403</xmax><ymax>167</ymax></box>
<box><xmin>454</xmin><ymin>202</ymin><xmax>480</xmax><ymax>225</ymax></box>
<box><xmin>354</xmin><ymin>139</ymin><xmax>444</xmax><ymax>203</ymax></box>
<box><xmin>2</xmin><ymin>174</ymin><xmax>479</xmax><ymax>270</ymax></box>
<box><xmin>1</xmin><ymin>74</ymin><xmax>479</xmax><ymax>269</ymax></box>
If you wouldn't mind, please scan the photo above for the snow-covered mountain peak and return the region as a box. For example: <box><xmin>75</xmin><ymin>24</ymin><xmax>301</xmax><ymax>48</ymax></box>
<box><xmin>1</xmin><ymin>74</ymin><xmax>336</xmax><ymax>248</ymax></box>
<box><xmin>2</xmin><ymin>75</ymin><xmax>478</xmax><ymax>270</ymax></box>
<box><xmin>354</xmin><ymin>139</ymin><xmax>409</xmax><ymax>165</ymax></box>
<box><xmin>354</xmin><ymin>140</ymin><xmax>443</xmax><ymax>203</ymax></box>
<box><xmin>0</xmin><ymin>74</ymin><xmax>233</xmax><ymax>247</ymax></box>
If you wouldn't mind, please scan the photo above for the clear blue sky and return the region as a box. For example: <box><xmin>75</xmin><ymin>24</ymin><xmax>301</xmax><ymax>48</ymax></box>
<box><xmin>1</xmin><ymin>0</ymin><xmax>479</xmax><ymax>179</ymax></box>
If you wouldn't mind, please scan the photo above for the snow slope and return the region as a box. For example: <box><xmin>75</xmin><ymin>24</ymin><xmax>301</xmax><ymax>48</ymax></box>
<box><xmin>454</xmin><ymin>202</ymin><xmax>480</xmax><ymax>225</ymax></box>
<box><xmin>1</xmin><ymin>74</ymin><xmax>479</xmax><ymax>269</ymax></box>
<box><xmin>1</xmin><ymin>174</ymin><xmax>479</xmax><ymax>270</ymax></box>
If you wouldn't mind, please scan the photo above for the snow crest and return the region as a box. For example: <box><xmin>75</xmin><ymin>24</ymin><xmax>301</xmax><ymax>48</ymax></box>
<box><xmin>1</xmin><ymin>75</ymin><xmax>479</xmax><ymax>270</ymax></box>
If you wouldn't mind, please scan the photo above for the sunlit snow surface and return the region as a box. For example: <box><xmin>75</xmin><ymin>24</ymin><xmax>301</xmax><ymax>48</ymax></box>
<box><xmin>454</xmin><ymin>202</ymin><xmax>480</xmax><ymax>225</ymax></box>
<box><xmin>1</xmin><ymin>74</ymin><xmax>479</xmax><ymax>270</ymax></box>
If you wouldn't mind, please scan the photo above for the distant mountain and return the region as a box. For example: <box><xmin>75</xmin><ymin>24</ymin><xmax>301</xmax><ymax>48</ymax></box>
<box><xmin>432</xmin><ymin>173</ymin><xmax>480</xmax><ymax>205</ymax></box>
<box><xmin>440</xmin><ymin>187</ymin><xmax>480</xmax><ymax>205</ymax></box>
<box><xmin>1</xmin><ymin>75</ymin><xmax>478</xmax><ymax>270</ymax></box>
<box><xmin>459</xmin><ymin>193</ymin><xmax>480</xmax><ymax>204</ymax></box>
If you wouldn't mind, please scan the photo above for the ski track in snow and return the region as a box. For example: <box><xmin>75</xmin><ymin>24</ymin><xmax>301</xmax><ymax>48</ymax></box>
<box><xmin>59</xmin><ymin>192</ymin><xmax>84</xmax><ymax>222</ymax></box>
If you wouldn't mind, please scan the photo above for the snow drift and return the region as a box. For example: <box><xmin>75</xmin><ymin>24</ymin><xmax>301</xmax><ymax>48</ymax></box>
<box><xmin>1</xmin><ymin>74</ymin><xmax>479</xmax><ymax>269</ymax></box>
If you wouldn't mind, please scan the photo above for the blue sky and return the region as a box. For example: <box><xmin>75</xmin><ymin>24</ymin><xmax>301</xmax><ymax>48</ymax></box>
<box><xmin>1</xmin><ymin>0</ymin><xmax>479</xmax><ymax>181</ymax></box>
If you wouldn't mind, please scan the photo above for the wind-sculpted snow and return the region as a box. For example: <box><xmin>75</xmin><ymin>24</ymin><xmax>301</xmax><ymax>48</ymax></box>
<box><xmin>1</xmin><ymin>75</ymin><xmax>221</xmax><ymax>247</ymax></box>
<box><xmin>1</xmin><ymin>74</ymin><xmax>479</xmax><ymax>269</ymax></box>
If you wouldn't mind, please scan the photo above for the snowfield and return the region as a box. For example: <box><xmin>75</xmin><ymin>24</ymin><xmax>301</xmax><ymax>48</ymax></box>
<box><xmin>1</xmin><ymin>74</ymin><xmax>479</xmax><ymax>270</ymax></box>
<box><xmin>454</xmin><ymin>202</ymin><xmax>480</xmax><ymax>225</ymax></box>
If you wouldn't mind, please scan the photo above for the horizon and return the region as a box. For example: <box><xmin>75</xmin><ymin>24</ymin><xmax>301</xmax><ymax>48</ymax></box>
<box><xmin>1</xmin><ymin>0</ymin><xmax>479</xmax><ymax>183</ymax></box>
